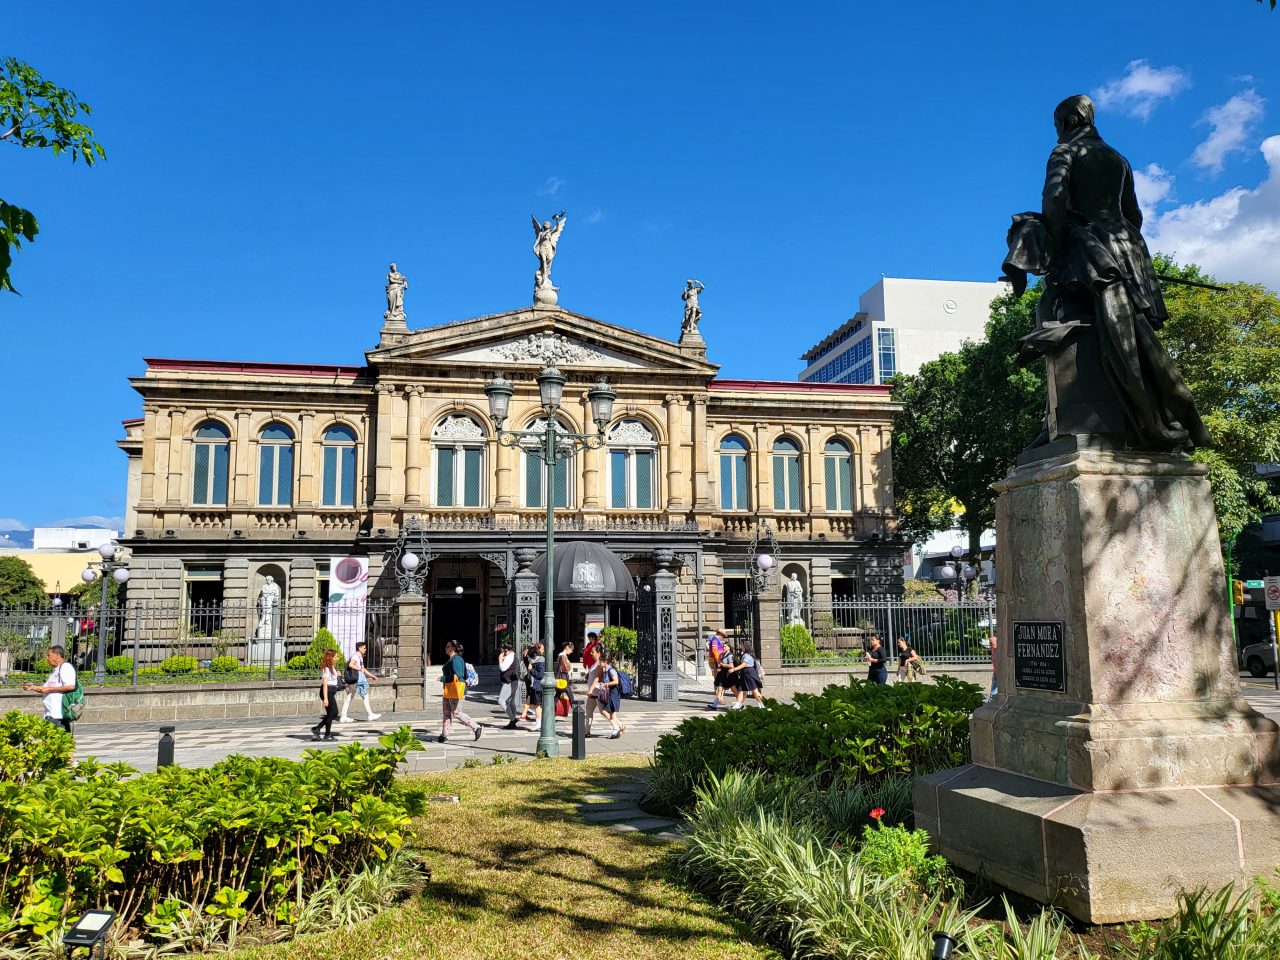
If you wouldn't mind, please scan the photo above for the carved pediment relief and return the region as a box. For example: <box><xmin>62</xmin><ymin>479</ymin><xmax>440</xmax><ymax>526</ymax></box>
<box><xmin>432</xmin><ymin>332</ymin><xmax>653</xmax><ymax>368</ymax></box>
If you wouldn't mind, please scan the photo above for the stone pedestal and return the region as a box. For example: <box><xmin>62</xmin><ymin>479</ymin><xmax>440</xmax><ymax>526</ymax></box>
<box><xmin>652</xmin><ymin>556</ymin><xmax>680</xmax><ymax>702</ymax></box>
<box><xmin>916</xmin><ymin>448</ymin><xmax>1280</xmax><ymax>923</ymax></box>
<box><xmin>394</xmin><ymin>594</ymin><xmax>426</xmax><ymax>712</ymax></box>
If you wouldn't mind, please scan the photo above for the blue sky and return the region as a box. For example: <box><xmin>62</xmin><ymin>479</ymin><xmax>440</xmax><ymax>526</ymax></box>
<box><xmin>3</xmin><ymin>0</ymin><xmax>1279</xmax><ymax>530</ymax></box>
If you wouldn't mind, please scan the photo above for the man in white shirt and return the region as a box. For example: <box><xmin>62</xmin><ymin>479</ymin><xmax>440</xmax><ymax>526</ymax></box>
<box><xmin>22</xmin><ymin>645</ymin><xmax>78</xmax><ymax>732</ymax></box>
<box><xmin>497</xmin><ymin>642</ymin><xmax>521</xmax><ymax>729</ymax></box>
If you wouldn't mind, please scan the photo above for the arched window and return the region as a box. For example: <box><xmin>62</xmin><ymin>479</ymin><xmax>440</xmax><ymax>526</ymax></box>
<box><xmin>772</xmin><ymin>437</ymin><xmax>803</xmax><ymax>511</ymax></box>
<box><xmin>606</xmin><ymin>419</ymin><xmax>657</xmax><ymax>510</ymax></box>
<box><xmin>523</xmin><ymin>418</ymin><xmax>571</xmax><ymax>509</ymax></box>
<box><xmin>824</xmin><ymin>438</ymin><xmax>853</xmax><ymax>511</ymax></box>
<box><xmin>321</xmin><ymin>424</ymin><xmax>358</xmax><ymax>507</ymax></box>
<box><xmin>718</xmin><ymin>434</ymin><xmax>750</xmax><ymax>511</ymax></box>
<box><xmin>432</xmin><ymin>415</ymin><xmax>486</xmax><ymax>508</ymax></box>
<box><xmin>258</xmin><ymin>423</ymin><xmax>295</xmax><ymax>507</ymax></box>
<box><xmin>192</xmin><ymin>421</ymin><xmax>230</xmax><ymax>506</ymax></box>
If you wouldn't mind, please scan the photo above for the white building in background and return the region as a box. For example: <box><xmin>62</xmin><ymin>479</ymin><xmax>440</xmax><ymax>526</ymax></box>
<box><xmin>799</xmin><ymin>277</ymin><xmax>1010</xmax><ymax>385</ymax></box>
<box><xmin>32</xmin><ymin>527</ymin><xmax>120</xmax><ymax>551</ymax></box>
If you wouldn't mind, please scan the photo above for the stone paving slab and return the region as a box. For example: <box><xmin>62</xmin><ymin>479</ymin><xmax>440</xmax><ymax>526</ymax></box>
<box><xmin>608</xmin><ymin>818</ymin><xmax>678</xmax><ymax>833</ymax></box>
<box><xmin>581</xmin><ymin>804</ymin><xmax>645</xmax><ymax>823</ymax></box>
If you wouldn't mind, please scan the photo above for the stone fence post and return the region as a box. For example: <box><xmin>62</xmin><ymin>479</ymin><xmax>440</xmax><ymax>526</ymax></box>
<box><xmin>756</xmin><ymin>591</ymin><xmax>781</xmax><ymax>677</ymax></box>
<box><xmin>395</xmin><ymin>594</ymin><xmax>426</xmax><ymax>712</ymax></box>
<box><xmin>652</xmin><ymin>549</ymin><xmax>679</xmax><ymax>702</ymax></box>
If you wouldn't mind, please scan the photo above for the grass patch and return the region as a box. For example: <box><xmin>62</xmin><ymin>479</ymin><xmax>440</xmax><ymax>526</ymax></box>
<box><xmin>231</xmin><ymin>754</ymin><xmax>777</xmax><ymax>960</ymax></box>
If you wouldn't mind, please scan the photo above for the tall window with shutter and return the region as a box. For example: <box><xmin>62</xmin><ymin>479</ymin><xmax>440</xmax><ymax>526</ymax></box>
<box><xmin>772</xmin><ymin>437</ymin><xmax>803</xmax><ymax>511</ymax></box>
<box><xmin>718</xmin><ymin>434</ymin><xmax>750</xmax><ymax>511</ymax></box>
<box><xmin>432</xmin><ymin>415</ymin><xmax>486</xmax><ymax>508</ymax></box>
<box><xmin>606</xmin><ymin>419</ymin><xmax>657</xmax><ymax>510</ymax></box>
<box><xmin>824</xmin><ymin>438</ymin><xmax>853</xmax><ymax>511</ymax></box>
<box><xmin>321</xmin><ymin>424</ymin><xmax>358</xmax><ymax>507</ymax></box>
<box><xmin>192</xmin><ymin>422</ymin><xmax>231</xmax><ymax>506</ymax></box>
<box><xmin>258</xmin><ymin>423</ymin><xmax>295</xmax><ymax>507</ymax></box>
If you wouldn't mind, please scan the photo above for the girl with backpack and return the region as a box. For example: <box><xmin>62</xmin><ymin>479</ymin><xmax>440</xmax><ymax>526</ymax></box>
<box><xmin>439</xmin><ymin>640</ymin><xmax>482</xmax><ymax>743</ymax></box>
<box><xmin>586</xmin><ymin>649</ymin><xmax>627</xmax><ymax>739</ymax></box>
<box><xmin>728</xmin><ymin>643</ymin><xmax>764</xmax><ymax>709</ymax></box>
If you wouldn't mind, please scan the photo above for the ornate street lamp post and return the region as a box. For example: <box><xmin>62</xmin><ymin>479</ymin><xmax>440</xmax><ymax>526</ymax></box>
<box><xmin>936</xmin><ymin>544</ymin><xmax>978</xmax><ymax>600</ymax></box>
<box><xmin>81</xmin><ymin>541</ymin><xmax>129</xmax><ymax>683</ymax></box>
<box><xmin>484</xmin><ymin>366</ymin><xmax>616</xmax><ymax>758</ymax></box>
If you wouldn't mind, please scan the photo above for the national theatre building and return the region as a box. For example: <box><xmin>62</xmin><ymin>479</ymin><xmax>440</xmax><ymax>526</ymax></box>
<box><xmin>117</xmin><ymin>233</ymin><xmax>903</xmax><ymax>667</ymax></box>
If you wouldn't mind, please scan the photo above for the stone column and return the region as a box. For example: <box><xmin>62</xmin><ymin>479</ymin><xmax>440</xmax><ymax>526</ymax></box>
<box><xmin>164</xmin><ymin>407</ymin><xmax>186</xmax><ymax>505</ymax></box>
<box><xmin>494</xmin><ymin>435</ymin><xmax>514</xmax><ymax>510</ymax></box>
<box><xmin>404</xmin><ymin>386</ymin><xmax>424</xmax><ymax>507</ymax></box>
<box><xmin>394</xmin><ymin>594</ymin><xmax>427</xmax><ymax>712</ymax></box>
<box><xmin>140</xmin><ymin>404</ymin><xmax>160</xmax><ymax>505</ymax></box>
<box><xmin>664</xmin><ymin>395</ymin><xmax>688</xmax><ymax>511</ymax></box>
<box><xmin>652</xmin><ymin>549</ymin><xmax>680</xmax><ymax>702</ymax></box>
<box><xmin>753</xmin><ymin>425</ymin><xmax>771</xmax><ymax>512</ymax></box>
<box><xmin>232</xmin><ymin>408</ymin><xmax>252</xmax><ymax>507</ymax></box>
<box><xmin>691</xmin><ymin>394</ymin><xmax>711</xmax><ymax>510</ymax></box>
<box><xmin>755</xmin><ymin>589</ymin><xmax>782</xmax><ymax>677</ymax></box>
<box><xmin>372</xmin><ymin>384</ymin><xmax>396</xmax><ymax>510</ymax></box>
<box><xmin>297</xmin><ymin>409</ymin><xmax>316</xmax><ymax>507</ymax></box>
<box><xmin>806</xmin><ymin>424</ymin><xmax>823</xmax><ymax>512</ymax></box>
<box><xmin>513</xmin><ymin>548</ymin><xmax>540</xmax><ymax>647</ymax></box>
<box><xmin>857</xmin><ymin>426</ymin><xmax>873</xmax><ymax>511</ymax></box>
<box><xmin>580</xmin><ymin>392</ymin><xmax>602</xmax><ymax>510</ymax></box>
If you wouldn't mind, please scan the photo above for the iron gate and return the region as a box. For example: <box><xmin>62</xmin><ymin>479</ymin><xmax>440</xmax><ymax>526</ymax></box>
<box><xmin>634</xmin><ymin>581</ymin><xmax>657</xmax><ymax>700</ymax></box>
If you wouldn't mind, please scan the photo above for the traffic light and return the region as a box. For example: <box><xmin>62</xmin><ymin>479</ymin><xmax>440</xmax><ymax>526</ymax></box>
<box><xmin>1233</xmin><ymin>579</ymin><xmax>1246</xmax><ymax>605</ymax></box>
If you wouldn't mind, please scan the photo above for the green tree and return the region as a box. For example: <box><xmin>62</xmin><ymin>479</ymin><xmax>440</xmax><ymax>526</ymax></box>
<box><xmin>1153</xmin><ymin>256</ymin><xmax>1280</xmax><ymax>543</ymax></box>
<box><xmin>1</xmin><ymin>57</ymin><xmax>105</xmax><ymax>294</ymax></box>
<box><xmin>68</xmin><ymin>571</ymin><xmax>122</xmax><ymax>609</ymax></box>
<box><xmin>0</xmin><ymin>556</ymin><xmax>48</xmax><ymax>607</ymax></box>
<box><xmin>890</xmin><ymin>288</ymin><xmax>1045</xmax><ymax>553</ymax></box>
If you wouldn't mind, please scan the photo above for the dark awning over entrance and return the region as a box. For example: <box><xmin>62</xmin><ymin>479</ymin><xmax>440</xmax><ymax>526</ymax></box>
<box><xmin>530</xmin><ymin>541</ymin><xmax>637</xmax><ymax>602</ymax></box>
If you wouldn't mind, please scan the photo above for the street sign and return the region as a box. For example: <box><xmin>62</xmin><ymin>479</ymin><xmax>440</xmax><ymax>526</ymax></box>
<box><xmin>1266</xmin><ymin>577</ymin><xmax>1280</xmax><ymax>612</ymax></box>
<box><xmin>1246</xmin><ymin>579</ymin><xmax>1264</xmax><ymax>589</ymax></box>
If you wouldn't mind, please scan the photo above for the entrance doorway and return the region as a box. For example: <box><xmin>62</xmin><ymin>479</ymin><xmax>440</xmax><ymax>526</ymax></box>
<box><xmin>430</xmin><ymin>596</ymin><xmax>482</xmax><ymax>665</ymax></box>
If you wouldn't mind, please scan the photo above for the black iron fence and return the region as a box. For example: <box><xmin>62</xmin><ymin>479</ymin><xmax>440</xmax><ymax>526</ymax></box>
<box><xmin>781</xmin><ymin>598</ymin><xmax>996</xmax><ymax>667</ymax></box>
<box><xmin>0</xmin><ymin>601</ymin><xmax>398</xmax><ymax>687</ymax></box>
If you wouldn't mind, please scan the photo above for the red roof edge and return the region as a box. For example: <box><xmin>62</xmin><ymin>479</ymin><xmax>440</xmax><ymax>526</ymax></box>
<box><xmin>144</xmin><ymin>357</ymin><xmax>366</xmax><ymax>378</ymax></box>
<box><xmin>121</xmin><ymin>417</ymin><xmax>144</xmax><ymax>426</ymax></box>
<box><xmin>709</xmin><ymin>378</ymin><xmax>892</xmax><ymax>395</ymax></box>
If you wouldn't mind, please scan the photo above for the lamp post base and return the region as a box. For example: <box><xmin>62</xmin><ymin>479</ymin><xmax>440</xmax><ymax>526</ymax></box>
<box><xmin>537</xmin><ymin>680</ymin><xmax>559</xmax><ymax>757</ymax></box>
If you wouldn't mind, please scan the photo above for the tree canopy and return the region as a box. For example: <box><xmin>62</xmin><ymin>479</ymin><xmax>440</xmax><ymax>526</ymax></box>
<box><xmin>0</xmin><ymin>556</ymin><xmax>49</xmax><ymax>607</ymax></box>
<box><xmin>1</xmin><ymin>57</ymin><xmax>105</xmax><ymax>294</ymax></box>
<box><xmin>890</xmin><ymin>258</ymin><xmax>1280</xmax><ymax>555</ymax></box>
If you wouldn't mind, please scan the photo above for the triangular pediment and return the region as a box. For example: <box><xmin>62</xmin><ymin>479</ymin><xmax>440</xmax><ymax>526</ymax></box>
<box><xmin>367</xmin><ymin>306</ymin><xmax>717</xmax><ymax>376</ymax></box>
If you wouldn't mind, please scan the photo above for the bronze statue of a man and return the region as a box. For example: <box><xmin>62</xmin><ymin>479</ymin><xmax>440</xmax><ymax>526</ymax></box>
<box><xmin>1007</xmin><ymin>94</ymin><xmax>1209</xmax><ymax>454</ymax></box>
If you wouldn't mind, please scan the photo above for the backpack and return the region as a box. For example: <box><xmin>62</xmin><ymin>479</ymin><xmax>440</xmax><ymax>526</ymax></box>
<box><xmin>464</xmin><ymin>662</ymin><xmax>479</xmax><ymax>688</ymax></box>
<box><xmin>754</xmin><ymin>657</ymin><xmax>766</xmax><ymax>684</ymax></box>
<box><xmin>61</xmin><ymin>665</ymin><xmax>85</xmax><ymax>722</ymax></box>
<box><xmin>617</xmin><ymin>669</ymin><xmax>635</xmax><ymax>698</ymax></box>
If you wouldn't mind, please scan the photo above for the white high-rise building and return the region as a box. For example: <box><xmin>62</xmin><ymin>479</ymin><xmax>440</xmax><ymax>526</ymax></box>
<box><xmin>799</xmin><ymin>277</ymin><xmax>1010</xmax><ymax>385</ymax></box>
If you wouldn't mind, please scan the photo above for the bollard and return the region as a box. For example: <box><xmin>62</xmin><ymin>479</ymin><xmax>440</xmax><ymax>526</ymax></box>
<box><xmin>571</xmin><ymin>704</ymin><xmax>586</xmax><ymax>760</ymax></box>
<box><xmin>157</xmin><ymin>726</ymin><xmax>176</xmax><ymax>768</ymax></box>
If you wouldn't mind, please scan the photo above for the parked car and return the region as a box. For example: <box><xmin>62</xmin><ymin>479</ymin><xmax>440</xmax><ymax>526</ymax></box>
<box><xmin>1240</xmin><ymin>641</ymin><xmax>1276</xmax><ymax>678</ymax></box>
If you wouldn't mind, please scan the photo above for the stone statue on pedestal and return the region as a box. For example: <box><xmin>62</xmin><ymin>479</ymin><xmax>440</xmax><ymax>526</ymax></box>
<box><xmin>256</xmin><ymin>575</ymin><xmax>280</xmax><ymax>639</ymax></box>
<box><xmin>384</xmin><ymin>263</ymin><xmax>407</xmax><ymax>322</ymax></box>
<box><xmin>1005</xmin><ymin>94</ymin><xmax>1209</xmax><ymax>456</ymax></box>
<box><xmin>783</xmin><ymin>573</ymin><xmax>804</xmax><ymax>626</ymax></box>
<box><xmin>531</xmin><ymin>211</ymin><xmax>566</xmax><ymax>305</ymax></box>
<box><xmin>681</xmin><ymin>279</ymin><xmax>705</xmax><ymax>337</ymax></box>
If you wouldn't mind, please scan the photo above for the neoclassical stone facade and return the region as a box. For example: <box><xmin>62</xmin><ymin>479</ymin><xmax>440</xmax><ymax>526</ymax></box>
<box><xmin>118</xmin><ymin>304</ymin><xmax>903</xmax><ymax>664</ymax></box>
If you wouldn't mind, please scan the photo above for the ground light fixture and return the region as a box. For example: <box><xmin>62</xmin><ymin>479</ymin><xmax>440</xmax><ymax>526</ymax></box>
<box><xmin>932</xmin><ymin>930</ymin><xmax>958</xmax><ymax>959</ymax></box>
<box><xmin>63</xmin><ymin>909</ymin><xmax>116</xmax><ymax>960</ymax></box>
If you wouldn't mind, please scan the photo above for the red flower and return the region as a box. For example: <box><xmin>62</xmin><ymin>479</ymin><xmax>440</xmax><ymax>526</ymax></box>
<box><xmin>869</xmin><ymin>807</ymin><xmax>886</xmax><ymax>821</ymax></box>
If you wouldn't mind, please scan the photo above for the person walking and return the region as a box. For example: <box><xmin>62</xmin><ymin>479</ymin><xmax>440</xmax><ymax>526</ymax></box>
<box><xmin>439</xmin><ymin>640</ymin><xmax>481</xmax><ymax>743</ymax></box>
<box><xmin>586</xmin><ymin>649</ymin><xmax>626</xmax><ymax>739</ymax></box>
<box><xmin>895</xmin><ymin>637</ymin><xmax>924</xmax><ymax>682</ymax></box>
<box><xmin>728</xmin><ymin>643</ymin><xmax>765</xmax><ymax>709</ymax></box>
<box><xmin>987</xmin><ymin>635</ymin><xmax>999</xmax><ymax>700</ymax></box>
<box><xmin>555</xmin><ymin>640</ymin><xmax>575</xmax><ymax>709</ymax></box>
<box><xmin>582</xmin><ymin>631</ymin><xmax>602</xmax><ymax>672</ymax></box>
<box><xmin>582</xmin><ymin>649</ymin><xmax>604</xmax><ymax>736</ymax></box>
<box><xmin>310</xmin><ymin>649</ymin><xmax>341</xmax><ymax>741</ymax></box>
<box><xmin>865</xmin><ymin>634</ymin><xmax>889</xmax><ymax>685</ymax></box>
<box><xmin>23</xmin><ymin>645</ymin><xmax>78</xmax><ymax>734</ymax></box>
<box><xmin>519</xmin><ymin>643</ymin><xmax>545</xmax><ymax>724</ymax></box>
<box><xmin>339</xmin><ymin>640</ymin><xmax>382</xmax><ymax>723</ymax></box>
<box><xmin>497</xmin><ymin>641</ymin><xmax>521</xmax><ymax>729</ymax></box>
<box><xmin>705</xmin><ymin>629</ymin><xmax>731</xmax><ymax>710</ymax></box>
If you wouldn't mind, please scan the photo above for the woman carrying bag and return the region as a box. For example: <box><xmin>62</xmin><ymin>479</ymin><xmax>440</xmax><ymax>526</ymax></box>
<box><xmin>310</xmin><ymin>649</ymin><xmax>341</xmax><ymax>742</ymax></box>
<box><xmin>438</xmin><ymin>640</ymin><xmax>482</xmax><ymax>744</ymax></box>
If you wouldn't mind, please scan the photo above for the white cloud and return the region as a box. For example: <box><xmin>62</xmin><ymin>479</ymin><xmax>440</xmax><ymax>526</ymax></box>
<box><xmin>1146</xmin><ymin>134</ymin><xmax>1280</xmax><ymax>288</ymax></box>
<box><xmin>537</xmin><ymin>176</ymin><xmax>565</xmax><ymax>196</ymax></box>
<box><xmin>1094</xmin><ymin>60</ymin><xmax>1190</xmax><ymax>120</ymax></box>
<box><xmin>583</xmin><ymin>208</ymin><xmax>605</xmax><ymax>225</ymax></box>
<box><xmin>0</xmin><ymin>518</ymin><xmax>29</xmax><ymax>532</ymax></box>
<box><xmin>49</xmin><ymin>515</ymin><xmax>124</xmax><ymax>529</ymax></box>
<box><xmin>1191</xmin><ymin>89</ymin><xmax>1265</xmax><ymax>174</ymax></box>
<box><xmin>1133</xmin><ymin>163</ymin><xmax>1175</xmax><ymax>222</ymax></box>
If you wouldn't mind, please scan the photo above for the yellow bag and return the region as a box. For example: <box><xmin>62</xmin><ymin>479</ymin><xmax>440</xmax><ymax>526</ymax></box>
<box><xmin>443</xmin><ymin>679</ymin><xmax>466</xmax><ymax>700</ymax></box>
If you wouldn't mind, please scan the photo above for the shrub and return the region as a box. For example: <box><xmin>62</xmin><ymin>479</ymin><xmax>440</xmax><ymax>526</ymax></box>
<box><xmin>600</xmin><ymin>625</ymin><xmax>637</xmax><ymax>663</ymax></box>
<box><xmin>159</xmin><ymin>655</ymin><xmax>199</xmax><ymax>674</ymax></box>
<box><xmin>780</xmin><ymin>623</ymin><xmax>817</xmax><ymax>661</ymax></box>
<box><xmin>104</xmin><ymin>654</ymin><xmax>134</xmax><ymax>674</ymax></box>
<box><xmin>647</xmin><ymin>675</ymin><xmax>982</xmax><ymax>812</ymax></box>
<box><xmin>209</xmin><ymin>655</ymin><xmax>239</xmax><ymax>673</ymax></box>
<box><xmin>1118</xmin><ymin>884</ymin><xmax>1280</xmax><ymax>960</ymax></box>
<box><xmin>0</xmin><ymin>711</ymin><xmax>74</xmax><ymax>784</ymax></box>
<box><xmin>857</xmin><ymin>821</ymin><xmax>958</xmax><ymax>895</ymax></box>
<box><xmin>0</xmin><ymin>727</ymin><xmax>425</xmax><ymax>945</ymax></box>
<box><xmin>289</xmin><ymin>628</ymin><xmax>340</xmax><ymax>672</ymax></box>
<box><xmin>137</xmin><ymin>666</ymin><xmax>164</xmax><ymax>681</ymax></box>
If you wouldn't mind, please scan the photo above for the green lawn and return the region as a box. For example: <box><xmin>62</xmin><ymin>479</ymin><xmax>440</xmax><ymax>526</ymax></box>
<box><xmin>232</xmin><ymin>755</ymin><xmax>777</xmax><ymax>960</ymax></box>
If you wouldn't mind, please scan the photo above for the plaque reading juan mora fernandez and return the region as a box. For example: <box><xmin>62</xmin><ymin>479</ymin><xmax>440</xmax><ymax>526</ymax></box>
<box><xmin>1013</xmin><ymin>621</ymin><xmax>1066</xmax><ymax>692</ymax></box>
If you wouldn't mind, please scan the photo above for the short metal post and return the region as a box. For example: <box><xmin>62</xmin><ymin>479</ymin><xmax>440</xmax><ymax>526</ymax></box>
<box><xmin>571</xmin><ymin>703</ymin><xmax>586</xmax><ymax>760</ymax></box>
<box><xmin>157</xmin><ymin>726</ymin><xmax>176</xmax><ymax>768</ymax></box>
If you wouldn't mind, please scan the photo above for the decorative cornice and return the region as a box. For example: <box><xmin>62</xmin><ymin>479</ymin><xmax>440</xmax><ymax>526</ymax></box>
<box><xmin>432</xmin><ymin>414</ymin><xmax>485</xmax><ymax>441</ymax></box>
